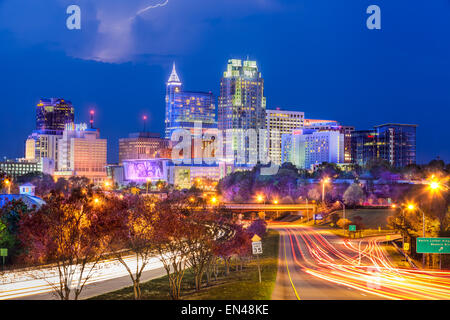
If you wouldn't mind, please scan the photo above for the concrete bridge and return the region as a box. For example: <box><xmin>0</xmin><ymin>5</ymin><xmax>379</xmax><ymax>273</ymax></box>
<box><xmin>210</xmin><ymin>203</ymin><xmax>318</xmax><ymax>214</ymax></box>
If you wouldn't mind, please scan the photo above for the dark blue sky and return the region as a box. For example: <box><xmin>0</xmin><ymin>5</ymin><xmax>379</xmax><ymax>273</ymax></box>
<box><xmin>0</xmin><ymin>0</ymin><xmax>449</xmax><ymax>164</ymax></box>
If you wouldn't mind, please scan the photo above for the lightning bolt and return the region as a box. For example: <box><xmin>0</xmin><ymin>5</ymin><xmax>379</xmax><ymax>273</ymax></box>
<box><xmin>136</xmin><ymin>0</ymin><xmax>169</xmax><ymax>16</ymax></box>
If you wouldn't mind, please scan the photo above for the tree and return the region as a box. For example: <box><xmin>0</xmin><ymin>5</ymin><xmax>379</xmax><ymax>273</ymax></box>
<box><xmin>15</xmin><ymin>172</ymin><xmax>55</xmax><ymax>197</ymax></box>
<box><xmin>307</xmin><ymin>188</ymin><xmax>321</xmax><ymax>201</ymax></box>
<box><xmin>109</xmin><ymin>195</ymin><xmax>156</xmax><ymax>300</ymax></box>
<box><xmin>19</xmin><ymin>190</ymin><xmax>122</xmax><ymax>300</ymax></box>
<box><xmin>330</xmin><ymin>213</ymin><xmax>340</xmax><ymax>226</ymax></box>
<box><xmin>247</xmin><ymin>219</ymin><xmax>267</xmax><ymax>238</ymax></box>
<box><xmin>343</xmin><ymin>183</ymin><xmax>365</xmax><ymax>206</ymax></box>
<box><xmin>337</xmin><ymin>218</ymin><xmax>351</xmax><ymax>229</ymax></box>
<box><xmin>184</xmin><ymin>208</ymin><xmax>222</xmax><ymax>291</ymax></box>
<box><xmin>215</xmin><ymin>223</ymin><xmax>251</xmax><ymax>275</ymax></box>
<box><xmin>0</xmin><ymin>199</ymin><xmax>30</xmax><ymax>260</ymax></box>
<box><xmin>152</xmin><ymin>193</ymin><xmax>192</xmax><ymax>300</ymax></box>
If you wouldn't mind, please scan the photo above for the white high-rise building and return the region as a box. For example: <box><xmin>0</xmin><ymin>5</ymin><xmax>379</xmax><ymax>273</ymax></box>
<box><xmin>282</xmin><ymin>129</ymin><xmax>344</xmax><ymax>170</ymax></box>
<box><xmin>266</xmin><ymin>108</ymin><xmax>304</xmax><ymax>165</ymax></box>
<box><xmin>55</xmin><ymin>123</ymin><xmax>107</xmax><ymax>184</ymax></box>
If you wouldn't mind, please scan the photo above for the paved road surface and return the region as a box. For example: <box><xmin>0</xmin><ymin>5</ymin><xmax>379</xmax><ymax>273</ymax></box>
<box><xmin>0</xmin><ymin>256</ymin><xmax>166</xmax><ymax>300</ymax></box>
<box><xmin>271</xmin><ymin>225</ymin><xmax>450</xmax><ymax>300</ymax></box>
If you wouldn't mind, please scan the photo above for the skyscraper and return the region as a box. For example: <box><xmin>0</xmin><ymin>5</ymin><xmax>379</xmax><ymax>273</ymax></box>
<box><xmin>165</xmin><ymin>63</ymin><xmax>216</xmax><ymax>139</ymax></box>
<box><xmin>351</xmin><ymin>130</ymin><xmax>378</xmax><ymax>166</ymax></box>
<box><xmin>351</xmin><ymin>124</ymin><xmax>417</xmax><ymax>167</ymax></box>
<box><xmin>36</xmin><ymin>98</ymin><xmax>75</xmax><ymax>132</ymax></box>
<box><xmin>218</xmin><ymin>59</ymin><xmax>267</xmax><ymax>164</ymax></box>
<box><xmin>304</xmin><ymin>120</ymin><xmax>354</xmax><ymax>164</ymax></box>
<box><xmin>282</xmin><ymin>129</ymin><xmax>344</xmax><ymax>170</ymax></box>
<box><xmin>375</xmin><ymin>124</ymin><xmax>417</xmax><ymax>167</ymax></box>
<box><xmin>266</xmin><ymin>108</ymin><xmax>304</xmax><ymax>165</ymax></box>
<box><xmin>55</xmin><ymin>123</ymin><xmax>107</xmax><ymax>184</ymax></box>
<box><xmin>25</xmin><ymin>98</ymin><xmax>75</xmax><ymax>168</ymax></box>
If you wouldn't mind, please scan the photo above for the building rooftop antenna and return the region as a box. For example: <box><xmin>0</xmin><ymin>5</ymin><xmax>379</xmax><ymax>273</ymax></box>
<box><xmin>90</xmin><ymin>110</ymin><xmax>95</xmax><ymax>129</ymax></box>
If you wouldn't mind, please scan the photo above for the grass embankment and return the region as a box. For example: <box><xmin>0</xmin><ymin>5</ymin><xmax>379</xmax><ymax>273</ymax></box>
<box><xmin>312</xmin><ymin>208</ymin><xmax>397</xmax><ymax>239</ymax></box>
<box><xmin>91</xmin><ymin>230</ymin><xmax>279</xmax><ymax>300</ymax></box>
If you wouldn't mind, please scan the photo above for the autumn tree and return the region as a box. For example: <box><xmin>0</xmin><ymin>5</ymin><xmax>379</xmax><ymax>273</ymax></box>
<box><xmin>152</xmin><ymin>193</ymin><xmax>192</xmax><ymax>300</ymax></box>
<box><xmin>110</xmin><ymin>195</ymin><xmax>157</xmax><ymax>300</ymax></box>
<box><xmin>343</xmin><ymin>183</ymin><xmax>365</xmax><ymax>207</ymax></box>
<box><xmin>19</xmin><ymin>190</ymin><xmax>122</xmax><ymax>300</ymax></box>
<box><xmin>184</xmin><ymin>208</ymin><xmax>222</xmax><ymax>291</ymax></box>
<box><xmin>0</xmin><ymin>199</ymin><xmax>30</xmax><ymax>260</ymax></box>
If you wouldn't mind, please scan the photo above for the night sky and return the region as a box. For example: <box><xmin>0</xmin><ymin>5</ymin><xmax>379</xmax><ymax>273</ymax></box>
<box><xmin>0</xmin><ymin>0</ymin><xmax>449</xmax><ymax>164</ymax></box>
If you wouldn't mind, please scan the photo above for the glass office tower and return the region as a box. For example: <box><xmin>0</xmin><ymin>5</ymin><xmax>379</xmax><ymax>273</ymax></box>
<box><xmin>36</xmin><ymin>98</ymin><xmax>75</xmax><ymax>132</ymax></box>
<box><xmin>375</xmin><ymin>124</ymin><xmax>417</xmax><ymax>167</ymax></box>
<box><xmin>218</xmin><ymin>59</ymin><xmax>267</xmax><ymax>164</ymax></box>
<box><xmin>165</xmin><ymin>63</ymin><xmax>216</xmax><ymax>139</ymax></box>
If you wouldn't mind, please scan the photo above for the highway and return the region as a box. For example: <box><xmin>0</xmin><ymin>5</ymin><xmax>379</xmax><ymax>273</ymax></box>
<box><xmin>271</xmin><ymin>224</ymin><xmax>450</xmax><ymax>300</ymax></box>
<box><xmin>0</xmin><ymin>255</ymin><xmax>166</xmax><ymax>300</ymax></box>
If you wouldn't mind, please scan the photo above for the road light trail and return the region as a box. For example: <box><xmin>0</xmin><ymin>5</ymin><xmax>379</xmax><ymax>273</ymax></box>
<box><xmin>274</xmin><ymin>225</ymin><xmax>450</xmax><ymax>300</ymax></box>
<box><xmin>0</xmin><ymin>255</ymin><xmax>165</xmax><ymax>300</ymax></box>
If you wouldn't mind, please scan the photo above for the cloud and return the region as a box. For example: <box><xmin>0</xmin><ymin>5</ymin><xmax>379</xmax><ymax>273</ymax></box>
<box><xmin>0</xmin><ymin>0</ymin><xmax>284</xmax><ymax>64</ymax></box>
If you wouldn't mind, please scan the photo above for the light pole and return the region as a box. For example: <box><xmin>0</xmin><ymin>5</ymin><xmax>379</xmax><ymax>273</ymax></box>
<box><xmin>273</xmin><ymin>199</ymin><xmax>279</xmax><ymax>219</ymax></box>
<box><xmin>321</xmin><ymin>177</ymin><xmax>330</xmax><ymax>203</ymax></box>
<box><xmin>336</xmin><ymin>200</ymin><xmax>346</xmax><ymax>234</ymax></box>
<box><xmin>4</xmin><ymin>179</ymin><xmax>10</xmax><ymax>194</ymax></box>
<box><xmin>146</xmin><ymin>178</ymin><xmax>151</xmax><ymax>194</ymax></box>
<box><xmin>406</xmin><ymin>204</ymin><xmax>426</xmax><ymax>268</ymax></box>
<box><xmin>306</xmin><ymin>198</ymin><xmax>309</xmax><ymax>222</ymax></box>
<box><xmin>428</xmin><ymin>179</ymin><xmax>448</xmax><ymax>269</ymax></box>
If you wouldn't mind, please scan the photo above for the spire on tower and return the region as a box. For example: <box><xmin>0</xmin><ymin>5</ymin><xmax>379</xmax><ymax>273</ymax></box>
<box><xmin>167</xmin><ymin>62</ymin><xmax>181</xmax><ymax>84</ymax></box>
<box><xmin>90</xmin><ymin>110</ymin><xmax>95</xmax><ymax>129</ymax></box>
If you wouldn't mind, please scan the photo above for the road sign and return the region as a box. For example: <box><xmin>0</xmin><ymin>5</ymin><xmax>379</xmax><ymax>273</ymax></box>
<box><xmin>314</xmin><ymin>214</ymin><xmax>323</xmax><ymax>220</ymax></box>
<box><xmin>416</xmin><ymin>237</ymin><xmax>450</xmax><ymax>254</ymax></box>
<box><xmin>251</xmin><ymin>234</ymin><xmax>261</xmax><ymax>242</ymax></box>
<box><xmin>349</xmin><ymin>225</ymin><xmax>356</xmax><ymax>232</ymax></box>
<box><xmin>252</xmin><ymin>241</ymin><xmax>263</xmax><ymax>255</ymax></box>
<box><xmin>403</xmin><ymin>243</ymin><xmax>410</xmax><ymax>251</ymax></box>
<box><xmin>0</xmin><ymin>248</ymin><xmax>7</xmax><ymax>257</ymax></box>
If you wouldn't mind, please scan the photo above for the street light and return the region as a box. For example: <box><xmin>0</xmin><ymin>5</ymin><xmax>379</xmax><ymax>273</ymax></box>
<box><xmin>336</xmin><ymin>200</ymin><xmax>346</xmax><ymax>232</ymax></box>
<box><xmin>256</xmin><ymin>194</ymin><xmax>266</xmax><ymax>204</ymax></box>
<box><xmin>4</xmin><ymin>179</ymin><xmax>10</xmax><ymax>194</ymax></box>
<box><xmin>425</xmin><ymin>177</ymin><xmax>448</xmax><ymax>269</ymax></box>
<box><xmin>146</xmin><ymin>178</ymin><xmax>151</xmax><ymax>194</ymax></box>
<box><xmin>321</xmin><ymin>177</ymin><xmax>330</xmax><ymax>203</ymax></box>
<box><xmin>406</xmin><ymin>203</ymin><xmax>426</xmax><ymax>268</ymax></box>
<box><xmin>273</xmin><ymin>199</ymin><xmax>279</xmax><ymax>219</ymax></box>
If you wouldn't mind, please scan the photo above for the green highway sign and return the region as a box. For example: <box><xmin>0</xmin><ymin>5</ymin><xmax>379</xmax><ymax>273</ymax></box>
<box><xmin>416</xmin><ymin>238</ymin><xmax>450</xmax><ymax>254</ymax></box>
<box><xmin>349</xmin><ymin>225</ymin><xmax>356</xmax><ymax>232</ymax></box>
<box><xmin>0</xmin><ymin>248</ymin><xmax>7</xmax><ymax>257</ymax></box>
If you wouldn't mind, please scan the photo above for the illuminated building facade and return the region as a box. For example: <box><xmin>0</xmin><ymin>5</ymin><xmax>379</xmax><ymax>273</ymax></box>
<box><xmin>281</xmin><ymin>129</ymin><xmax>344</xmax><ymax>170</ymax></box>
<box><xmin>266</xmin><ymin>108</ymin><xmax>304</xmax><ymax>165</ymax></box>
<box><xmin>351</xmin><ymin>124</ymin><xmax>416</xmax><ymax>167</ymax></box>
<box><xmin>351</xmin><ymin>130</ymin><xmax>378</xmax><ymax>166</ymax></box>
<box><xmin>36</xmin><ymin>98</ymin><xmax>75</xmax><ymax>132</ymax></box>
<box><xmin>119</xmin><ymin>132</ymin><xmax>171</xmax><ymax>165</ymax></box>
<box><xmin>55</xmin><ymin>123</ymin><xmax>107</xmax><ymax>184</ymax></box>
<box><xmin>0</xmin><ymin>158</ymin><xmax>54</xmax><ymax>179</ymax></box>
<box><xmin>25</xmin><ymin>131</ymin><xmax>60</xmax><ymax>162</ymax></box>
<box><xmin>218</xmin><ymin>59</ymin><xmax>267</xmax><ymax>164</ymax></box>
<box><xmin>375</xmin><ymin>124</ymin><xmax>417</xmax><ymax>167</ymax></box>
<box><xmin>165</xmin><ymin>63</ymin><xmax>216</xmax><ymax>139</ymax></box>
<box><xmin>304</xmin><ymin>120</ymin><xmax>354</xmax><ymax>164</ymax></box>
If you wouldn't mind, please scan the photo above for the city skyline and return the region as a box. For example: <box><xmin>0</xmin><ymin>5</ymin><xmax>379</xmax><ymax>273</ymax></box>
<box><xmin>0</xmin><ymin>1</ymin><xmax>449</xmax><ymax>164</ymax></box>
